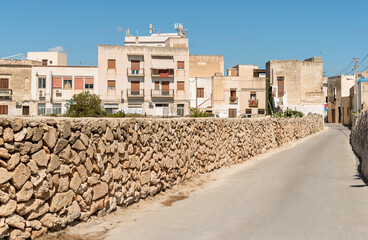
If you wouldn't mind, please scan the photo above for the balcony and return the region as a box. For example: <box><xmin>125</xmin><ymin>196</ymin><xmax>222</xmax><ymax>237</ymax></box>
<box><xmin>151</xmin><ymin>68</ymin><xmax>174</xmax><ymax>78</ymax></box>
<box><xmin>127</xmin><ymin>89</ymin><xmax>144</xmax><ymax>98</ymax></box>
<box><xmin>249</xmin><ymin>99</ymin><xmax>258</xmax><ymax>107</ymax></box>
<box><xmin>127</xmin><ymin>68</ymin><xmax>144</xmax><ymax>77</ymax></box>
<box><xmin>0</xmin><ymin>89</ymin><xmax>12</xmax><ymax>99</ymax></box>
<box><xmin>151</xmin><ymin>89</ymin><xmax>174</xmax><ymax>98</ymax></box>
<box><xmin>229</xmin><ymin>97</ymin><xmax>238</xmax><ymax>104</ymax></box>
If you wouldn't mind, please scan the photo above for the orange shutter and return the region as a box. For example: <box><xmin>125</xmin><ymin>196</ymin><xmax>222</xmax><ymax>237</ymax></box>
<box><xmin>131</xmin><ymin>81</ymin><xmax>140</xmax><ymax>91</ymax></box>
<box><xmin>162</xmin><ymin>81</ymin><xmax>169</xmax><ymax>91</ymax></box>
<box><xmin>107</xmin><ymin>80</ymin><xmax>116</xmax><ymax>87</ymax></box>
<box><xmin>131</xmin><ymin>61</ymin><xmax>140</xmax><ymax>70</ymax></box>
<box><xmin>177</xmin><ymin>81</ymin><xmax>184</xmax><ymax>91</ymax></box>
<box><xmin>85</xmin><ymin>78</ymin><xmax>94</xmax><ymax>84</ymax></box>
<box><xmin>177</xmin><ymin>61</ymin><xmax>184</xmax><ymax>69</ymax></box>
<box><xmin>75</xmin><ymin>78</ymin><xmax>84</xmax><ymax>90</ymax></box>
<box><xmin>108</xmin><ymin>59</ymin><xmax>116</xmax><ymax>69</ymax></box>
<box><xmin>52</xmin><ymin>78</ymin><xmax>62</xmax><ymax>88</ymax></box>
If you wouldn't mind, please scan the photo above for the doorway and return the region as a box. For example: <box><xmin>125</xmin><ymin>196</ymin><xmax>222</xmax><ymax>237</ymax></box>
<box><xmin>22</xmin><ymin>106</ymin><xmax>29</xmax><ymax>116</ymax></box>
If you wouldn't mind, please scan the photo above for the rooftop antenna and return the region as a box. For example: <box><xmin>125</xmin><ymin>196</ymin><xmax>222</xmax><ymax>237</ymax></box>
<box><xmin>1</xmin><ymin>53</ymin><xmax>27</xmax><ymax>60</ymax></box>
<box><xmin>174</xmin><ymin>23</ymin><xmax>187</xmax><ymax>37</ymax></box>
<box><xmin>136</xmin><ymin>30</ymin><xmax>139</xmax><ymax>36</ymax></box>
<box><xmin>126</xmin><ymin>28</ymin><xmax>131</xmax><ymax>37</ymax></box>
<box><xmin>149</xmin><ymin>24</ymin><xmax>154</xmax><ymax>35</ymax></box>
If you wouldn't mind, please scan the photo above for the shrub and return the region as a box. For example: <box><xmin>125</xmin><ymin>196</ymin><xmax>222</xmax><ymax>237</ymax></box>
<box><xmin>189</xmin><ymin>107</ymin><xmax>209</xmax><ymax>117</ymax></box>
<box><xmin>66</xmin><ymin>92</ymin><xmax>106</xmax><ymax>117</ymax></box>
<box><xmin>273</xmin><ymin>107</ymin><xmax>304</xmax><ymax>118</ymax></box>
<box><xmin>106</xmin><ymin>110</ymin><xmax>126</xmax><ymax>118</ymax></box>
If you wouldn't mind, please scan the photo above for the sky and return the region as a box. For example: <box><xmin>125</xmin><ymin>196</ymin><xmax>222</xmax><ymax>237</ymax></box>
<box><xmin>1</xmin><ymin>0</ymin><xmax>367</xmax><ymax>76</ymax></box>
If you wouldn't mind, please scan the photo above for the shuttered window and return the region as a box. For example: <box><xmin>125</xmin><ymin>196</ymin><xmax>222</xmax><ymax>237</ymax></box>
<box><xmin>74</xmin><ymin>78</ymin><xmax>84</xmax><ymax>90</ymax></box>
<box><xmin>131</xmin><ymin>60</ymin><xmax>140</xmax><ymax>70</ymax></box>
<box><xmin>162</xmin><ymin>81</ymin><xmax>169</xmax><ymax>91</ymax></box>
<box><xmin>131</xmin><ymin>81</ymin><xmax>140</xmax><ymax>91</ymax></box>
<box><xmin>108</xmin><ymin>80</ymin><xmax>116</xmax><ymax>90</ymax></box>
<box><xmin>52</xmin><ymin>77</ymin><xmax>62</xmax><ymax>88</ymax></box>
<box><xmin>177</xmin><ymin>61</ymin><xmax>184</xmax><ymax>69</ymax></box>
<box><xmin>277</xmin><ymin>77</ymin><xmax>284</xmax><ymax>97</ymax></box>
<box><xmin>0</xmin><ymin>79</ymin><xmax>9</xmax><ymax>89</ymax></box>
<box><xmin>177</xmin><ymin>81</ymin><xmax>184</xmax><ymax>91</ymax></box>
<box><xmin>0</xmin><ymin>105</ymin><xmax>8</xmax><ymax>115</ymax></box>
<box><xmin>197</xmin><ymin>88</ymin><xmax>204</xmax><ymax>98</ymax></box>
<box><xmin>155</xmin><ymin>81</ymin><xmax>160</xmax><ymax>90</ymax></box>
<box><xmin>108</xmin><ymin>59</ymin><xmax>116</xmax><ymax>69</ymax></box>
<box><xmin>228</xmin><ymin>109</ymin><xmax>237</xmax><ymax>118</ymax></box>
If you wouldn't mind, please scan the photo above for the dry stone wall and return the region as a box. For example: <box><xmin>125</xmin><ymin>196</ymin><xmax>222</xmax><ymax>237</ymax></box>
<box><xmin>351</xmin><ymin>110</ymin><xmax>368</xmax><ymax>180</ymax></box>
<box><xmin>0</xmin><ymin>115</ymin><xmax>323</xmax><ymax>239</ymax></box>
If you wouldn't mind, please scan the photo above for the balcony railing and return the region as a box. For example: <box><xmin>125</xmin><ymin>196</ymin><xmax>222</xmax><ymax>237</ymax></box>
<box><xmin>249</xmin><ymin>99</ymin><xmax>258</xmax><ymax>107</ymax></box>
<box><xmin>127</xmin><ymin>89</ymin><xmax>144</xmax><ymax>98</ymax></box>
<box><xmin>127</xmin><ymin>68</ymin><xmax>144</xmax><ymax>77</ymax></box>
<box><xmin>151</xmin><ymin>68</ymin><xmax>174</xmax><ymax>78</ymax></box>
<box><xmin>229</xmin><ymin>96</ymin><xmax>238</xmax><ymax>104</ymax></box>
<box><xmin>151</xmin><ymin>89</ymin><xmax>174</xmax><ymax>98</ymax></box>
<box><xmin>0</xmin><ymin>89</ymin><xmax>12</xmax><ymax>99</ymax></box>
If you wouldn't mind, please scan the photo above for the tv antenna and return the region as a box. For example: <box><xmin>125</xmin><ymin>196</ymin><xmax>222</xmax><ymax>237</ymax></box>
<box><xmin>174</xmin><ymin>23</ymin><xmax>187</xmax><ymax>37</ymax></box>
<box><xmin>149</xmin><ymin>24</ymin><xmax>154</xmax><ymax>35</ymax></box>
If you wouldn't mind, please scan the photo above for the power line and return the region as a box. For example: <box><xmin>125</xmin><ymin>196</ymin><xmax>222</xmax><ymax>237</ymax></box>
<box><xmin>335</xmin><ymin>60</ymin><xmax>354</xmax><ymax>76</ymax></box>
<box><xmin>359</xmin><ymin>54</ymin><xmax>368</xmax><ymax>64</ymax></box>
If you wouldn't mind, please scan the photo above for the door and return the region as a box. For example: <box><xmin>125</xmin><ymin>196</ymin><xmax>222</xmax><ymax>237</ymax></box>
<box><xmin>131</xmin><ymin>81</ymin><xmax>140</xmax><ymax>95</ymax></box>
<box><xmin>228</xmin><ymin>109</ymin><xmax>237</xmax><ymax>118</ymax></box>
<box><xmin>22</xmin><ymin>106</ymin><xmax>29</xmax><ymax>116</ymax></box>
<box><xmin>161</xmin><ymin>81</ymin><xmax>169</xmax><ymax>95</ymax></box>
<box><xmin>332</xmin><ymin>109</ymin><xmax>335</xmax><ymax>123</ymax></box>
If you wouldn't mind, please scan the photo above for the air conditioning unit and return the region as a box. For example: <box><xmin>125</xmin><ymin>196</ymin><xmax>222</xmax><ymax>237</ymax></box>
<box><xmin>55</xmin><ymin>89</ymin><xmax>62</xmax><ymax>94</ymax></box>
<box><xmin>39</xmin><ymin>90</ymin><xmax>46</xmax><ymax>98</ymax></box>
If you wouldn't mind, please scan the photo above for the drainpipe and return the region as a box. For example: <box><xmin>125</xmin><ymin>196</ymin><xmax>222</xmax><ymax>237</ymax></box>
<box><xmin>50</xmin><ymin>71</ymin><xmax>53</xmax><ymax>104</ymax></box>
<box><xmin>195</xmin><ymin>77</ymin><xmax>197</xmax><ymax>108</ymax></box>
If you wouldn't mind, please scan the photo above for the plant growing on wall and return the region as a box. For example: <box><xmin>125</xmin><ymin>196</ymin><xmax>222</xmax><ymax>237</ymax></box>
<box><xmin>66</xmin><ymin>92</ymin><xmax>106</xmax><ymax>117</ymax></box>
<box><xmin>273</xmin><ymin>107</ymin><xmax>304</xmax><ymax>118</ymax></box>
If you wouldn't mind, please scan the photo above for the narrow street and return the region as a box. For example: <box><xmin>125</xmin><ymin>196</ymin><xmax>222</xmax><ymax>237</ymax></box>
<box><xmin>101</xmin><ymin>125</ymin><xmax>368</xmax><ymax>240</ymax></box>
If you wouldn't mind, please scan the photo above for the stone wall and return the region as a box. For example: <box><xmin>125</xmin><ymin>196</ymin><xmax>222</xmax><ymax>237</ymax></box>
<box><xmin>351</xmin><ymin>110</ymin><xmax>368</xmax><ymax>180</ymax></box>
<box><xmin>0</xmin><ymin>115</ymin><xmax>323</xmax><ymax>239</ymax></box>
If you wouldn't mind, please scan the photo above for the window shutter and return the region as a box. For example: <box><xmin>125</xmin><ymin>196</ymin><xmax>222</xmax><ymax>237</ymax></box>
<box><xmin>131</xmin><ymin>81</ymin><xmax>140</xmax><ymax>91</ymax></box>
<box><xmin>131</xmin><ymin>61</ymin><xmax>140</xmax><ymax>70</ymax></box>
<box><xmin>52</xmin><ymin>78</ymin><xmax>62</xmax><ymax>88</ymax></box>
<box><xmin>108</xmin><ymin>80</ymin><xmax>116</xmax><ymax>87</ymax></box>
<box><xmin>161</xmin><ymin>81</ymin><xmax>169</xmax><ymax>91</ymax></box>
<box><xmin>108</xmin><ymin>59</ymin><xmax>116</xmax><ymax>69</ymax></box>
<box><xmin>155</xmin><ymin>81</ymin><xmax>160</xmax><ymax>90</ymax></box>
<box><xmin>0</xmin><ymin>79</ymin><xmax>9</xmax><ymax>89</ymax></box>
<box><xmin>85</xmin><ymin>78</ymin><xmax>94</xmax><ymax>84</ymax></box>
<box><xmin>74</xmin><ymin>78</ymin><xmax>84</xmax><ymax>90</ymax></box>
<box><xmin>177</xmin><ymin>61</ymin><xmax>184</xmax><ymax>69</ymax></box>
<box><xmin>277</xmin><ymin>77</ymin><xmax>284</xmax><ymax>97</ymax></box>
<box><xmin>177</xmin><ymin>81</ymin><xmax>184</xmax><ymax>91</ymax></box>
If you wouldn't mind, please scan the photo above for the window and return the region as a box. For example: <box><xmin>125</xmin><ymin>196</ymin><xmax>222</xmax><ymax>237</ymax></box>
<box><xmin>246</xmin><ymin>109</ymin><xmax>252</xmax><ymax>114</ymax></box>
<box><xmin>155</xmin><ymin>81</ymin><xmax>160</xmax><ymax>90</ymax></box>
<box><xmin>177</xmin><ymin>104</ymin><xmax>185</xmax><ymax>116</ymax></box>
<box><xmin>85</xmin><ymin>78</ymin><xmax>94</xmax><ymax>90</ymax></box>
<box><xmin>38</xmin><ymin>103</ymin><xmax>46</xmax><ymax>115</ymax></box>
<box><xmin>42</xmin><ymin>59</ymin><xmax>48</xmax><ymax>66</ymax></box>
<box><xmin>108</xmin><ymin>59</ymin><xmax>116</xmax><ymax>69</ymax></box>
<box><xmin>74</xmin><ymin>78</ymin><xmax>84</xmax><ymax>90</ymax></box>
<box><xmin>177</xmin><ymin>61</ymin><xmax>184</xmax><ymax>70</ymax></box>
<box><xmin>277</xmin><ymin>77</ymin><xmax>284</xmax><ymax>97</ymax></box>
<box><xmin>131</xmin><ymin>81</ymin><xmax>140</xmax><ymax>94</ymax></box>
<box><xmin>230</xmin><ymin>89</ymin><xmax>237</xmax><ymax>97</ymax></box>
<box><xmin>63</xmin><ymin>79</ymin><xmax>72</xmax><ymax>89</ymax></box>
<box><xmin>228</xmin><ymin>109</ymin><xmax>237</xmax><ymax>118</ymax></box>
<box><xmin>108</xmin><ymin>80</ymin><xmax>116</xmax><ymax>90</ymax></box>
<box><xmin>38</xmin><ymin>78</ymin><xmax>46</xmax><ymax>89</ymax></box>
<box><xmin>250</xmin><ymin>92</ymin><xmax>256</xmax><ymax>100</ymax></box>
<box><xmin>197</xmin><ymin>88</ymin><xmax>204</xmax><ymax>98</ymax></box>
<box><xmin>258</xmin><ymin>109</ymin><xmax>265</xmax><ymax>114</ymax></box>
<box><xmin>0</xmin><ymin>79</ymin><xmax>9</xmax><ymax>89</ymax></box>
<box><xmin>0</xmin><ymin>105</ymin><xmax>8</xmax><ymax>115</ymax></box>
<box><xmin>52</xmin><ymin>77</ymin><xmax>62</xmax><ymax>88</ymax></box>
<box><xmin>85</xmin><ymin>84</ymin><xmax>94</xmax><ymax>89</ymax></box>
<box><xmin>131</xmin><ymin>60</ymin><xmax>140</xmax><ymax>74</ymax></box>
<box><xmin>52</xmin><ymin>103</ymin><xmax>62</xmax><ymax>115</ymax></box>
<box><xmin>105</xmin><ymin>105</ymin><xmax>118</xmax><ymax>114</ymax></box>
<box><xmin>177</xmin><ymin>81</ymin><xmax>184</xmax><ymax>91</ymax></box>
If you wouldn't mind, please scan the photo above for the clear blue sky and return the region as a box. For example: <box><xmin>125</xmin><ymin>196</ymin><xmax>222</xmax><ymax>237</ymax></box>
<box><xmin>1</xmin><ymin>0</ymin><xmax>367</xmax><ymax>76</ymax></box>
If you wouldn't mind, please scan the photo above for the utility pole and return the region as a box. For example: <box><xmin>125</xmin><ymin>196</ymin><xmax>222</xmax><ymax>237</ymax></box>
<box><xmin>353</xmin><ymin>58</ymin><xmax>359</xmax><ymax>112</ymax></box>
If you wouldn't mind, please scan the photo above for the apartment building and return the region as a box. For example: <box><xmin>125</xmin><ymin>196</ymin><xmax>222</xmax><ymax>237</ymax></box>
<box><xmin>98</xmin><ymin>25</ymin><xmax>190</xmax><ymax>116</ymax></box>
<box><xmin>189</xmin><ymin>55</ymin><xmax>224</xmax><ymax>112</ymax></box>
<box><xmin>0</xmin><ymin>59</ymin><xmax>42</xmax><ymax>115</ymax></box>
<box><xmin>212</xmin><ymin>65</ymin><xmax>266</xmax><ymax>118</ymax></box>
<box><xmin>326</xmin><ymin>74</ymin><xmax>355</xmax><ymax>123</ymax></box>
<box><xmin>266</xmin><ymin>57</ymin><xmax>325</xmax><ymax>115</ymax></box>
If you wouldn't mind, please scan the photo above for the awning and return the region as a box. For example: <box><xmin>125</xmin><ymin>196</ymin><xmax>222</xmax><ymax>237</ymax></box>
<box><xmin>152</xmin><ymin>58</ymin><xmax>174</xmax><ymax>69</ymax></box>
<box><xmin>358</xmin><ymin>77</ymin><xmax>368</xmax><ymax>84</ymax></box>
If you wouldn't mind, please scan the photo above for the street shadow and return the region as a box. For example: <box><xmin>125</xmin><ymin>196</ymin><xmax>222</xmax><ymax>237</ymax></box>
<box><xmin>350</xmin><ymin>184</ymin><xmax>367</xmax><ymax>188</ymax></box>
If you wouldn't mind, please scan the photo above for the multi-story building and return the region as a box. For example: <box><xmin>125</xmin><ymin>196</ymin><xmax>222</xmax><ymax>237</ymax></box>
<box><xmin>98</xmin><ymin>25</ymin><xmax>190</xmax><ymax>116</ymax></box>
<box><xmin>266</xmin><ymin>57</ymin><xmax>325</xmax><ymax>115</ymax></box>
<box><xmin>212</xmin><ymin>65</ymin><xmax>267</xmax><ymax>118</ymax></box>
<box><xmin>31</xmin><ymin>65</ymin><xmax>98</xmax><ymax>115</ymax></box>
<box><xmin>189</xmin><ymin>55</ymin><xmax>224</xmax><ymax>113</ymax></box>
<box><xmin>0</xmin><ymin>59</ymin><xmax>42</xmax><ymax>115</ymax></box>
<box><xmin>327</xmin><ymin>74</ymin><xmax>355</xmax><ymax>123</ymax></box>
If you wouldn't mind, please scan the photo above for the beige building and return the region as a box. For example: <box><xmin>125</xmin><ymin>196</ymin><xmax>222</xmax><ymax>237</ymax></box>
<box><xmin>98</xmin><ymin>25</ymin><xmax>190</xmax><ymax>116</ymax></box>
<box><xmin>189</xmin><ymin>55</ymin><xmax>224</xmax><ymax>113</ymax></box>
<box><xmin>27</xmin><ymin>52</ymin><xmax>67</xmax><ymax>66</ymax></box>
<box><xmin>266</xmin><ymin>57</ymin><xmax>325</xmax><ymax>115</ymax></box>
<box><xmin>212</xmin><ymin>65</ymin><xmax>266</xmax><ymax>118</ymax></box>
<box><xmin>31</xmin><ymin>65</ymin><xmax>98</xmax><ymax>115</ymax></box>
<box><xmin>327</xmin><ymin>74</ymin><xmax>355</xmax><ymax>123</ymax></box>
<box><xmin>0</xmin><ymin>59</ymin><xmax>42</xmax><ymax>115</ymax></box>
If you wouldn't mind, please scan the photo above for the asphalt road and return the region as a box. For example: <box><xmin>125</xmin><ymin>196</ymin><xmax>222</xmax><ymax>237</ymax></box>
<box><xmin>105</xmin><ymin>124</ymin><xmax>368</xmax><ymax>240</ymax></box>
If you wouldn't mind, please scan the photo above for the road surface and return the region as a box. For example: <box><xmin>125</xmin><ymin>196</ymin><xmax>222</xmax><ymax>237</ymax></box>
<box><xmin>105</xmin><ymin>124</ymin><xmax>368</xmax><ymax>240</ymax></box>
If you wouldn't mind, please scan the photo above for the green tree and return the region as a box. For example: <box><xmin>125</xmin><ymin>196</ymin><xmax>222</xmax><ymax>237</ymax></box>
<box><xmin>66</xmin><ymin>92</ymin><xmax>106</xmax><ymax>117</ymax></box>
